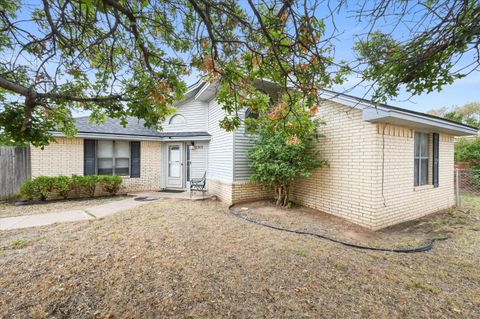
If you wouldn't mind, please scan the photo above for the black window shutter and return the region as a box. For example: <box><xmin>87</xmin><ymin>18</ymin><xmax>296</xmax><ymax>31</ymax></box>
<box><xmin>433</xmin><ymin>133</ymin><xmax>439</xmax><ymax>188</ymax></box>
<box><xmin>130</xmin><ymin>141</ymin><xmax>141</xmax><ymax>178</ymax></box>
<box><xmin>84</xmin><ymin>139</ymin><xmax>96</xmax><ymax>175</ymax></box>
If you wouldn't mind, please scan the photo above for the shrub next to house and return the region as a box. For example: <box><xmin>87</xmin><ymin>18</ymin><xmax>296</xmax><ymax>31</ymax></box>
<box><xmin>20</xmin><ymin>176</ymin><xmax>54</xmax><ymax>201</ymax></box>
<box><xmin>98</xmin><ymin>175</ymin><xmax>123</xmax><ymax>196</ymax></box>
<box><xmin>71</xmin><ymin>175</ymin><xmax>98</xmax><ymax>198</ymax></box>
<box><xmin>19</xmin><ymin>175</ymin><xmax>123</xmax><ymax>201</ymax></box>
<box><xmin>247</xmin><ymin>104</ymin><xmax>327</xmax><ymax>207</ymax></box>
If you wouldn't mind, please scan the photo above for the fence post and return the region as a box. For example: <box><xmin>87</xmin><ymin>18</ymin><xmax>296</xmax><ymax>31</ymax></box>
<box><xmin>456</xmin><ymin>168</ymin><xmax>461</xmax><ymax>207</ymax></box>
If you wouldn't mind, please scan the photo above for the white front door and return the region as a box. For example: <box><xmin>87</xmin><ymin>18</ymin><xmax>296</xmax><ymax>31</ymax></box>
<box><xmin>166</xmin><ymin>143</ymin><xmax>183</xmax><ymax>188</ymax></box>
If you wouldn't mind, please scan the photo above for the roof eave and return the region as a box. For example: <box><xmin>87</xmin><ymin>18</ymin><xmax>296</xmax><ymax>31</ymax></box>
<box><xmin>51</xmin><ymin>131</ymin><xmax>212</xmax><ymax>141</ymax></box>
<box><xmin>319</xmin><ymin>90</ymin><xmax>477</xmax><ymax>136</ymax></box>
<box><xmin>363</xmin><ymin>108</ymin><xmax>478</xmax><ymax>136</ymax></box>
<box><xmin>162</xmin><ymin>135</ymin><xmax>211</xmax><ymax>141</ymax></box>
<box><xmin>194</xmin><ymin>82</ymin><xmax>218</xmax><ymax>102</ymax></box>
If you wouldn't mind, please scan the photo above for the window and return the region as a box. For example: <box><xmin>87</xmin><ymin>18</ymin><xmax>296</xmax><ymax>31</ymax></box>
<box><xmin>186</xmin><ymin>145</ymin><xmax>191</xmax><ymax>182</ymax></box>
<box><xmin>414</xmin><ymin>132</ymin><xmax>429</xmax><ymax>186</ymax></box>
<box><xmin>97</xmin><ymin>140</ymin><xmax>130</xmax><ymax>176</ymax></box>
<box><xmin>168</xmin><ymin>145</ymin><xmax>181</xmax><ymax>177</ymax></box>
<box><xmin>245</xmin><ymin>108</ymin><xmax>259</xmax><ymax>119</ymax></box>
<box><xmin>169</xmin><ymin>114</ymin><xmax>186</xmax><ymax>125</ymax></box>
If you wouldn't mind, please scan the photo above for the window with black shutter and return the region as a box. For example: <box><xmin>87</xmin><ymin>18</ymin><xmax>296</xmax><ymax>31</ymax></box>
<box><xmin>414</xmin><ymin>132</ymin><xmax>429</xmax><ymax>186</ymax></box>
<box><xmin>432</xmin><ymin>133</ymin><xmax>439</xmax><ymax>187</ymax></box>
<box><xmin>84</xmin><ymin>139</ymin><xmax>96</xmax><ymax>175</ymax></box>
<box><xmin>84</xmin><ymin>139</ymin><xmax>140</xmax><ymax>177</ymax></box>
<box><xmin>96</xmin><ymin>140</ymin><xmax>130</xmax><ymax>176</ymax></box>
<box><xmin>130</xmin><ymin>141</ymin><xmax>141</xmax><ymax>178</ymax></box>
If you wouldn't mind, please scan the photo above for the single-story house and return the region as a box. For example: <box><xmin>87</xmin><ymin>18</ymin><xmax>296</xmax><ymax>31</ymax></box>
<box><xmin>30</xmin><ymin>81</ymin><xmax>478</xmax><ymax>229</ymax></box>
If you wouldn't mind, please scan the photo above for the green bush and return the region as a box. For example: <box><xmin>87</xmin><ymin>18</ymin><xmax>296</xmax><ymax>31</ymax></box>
<box><xmin>19</xmin><ymin>180</ymin><xmax>37</xmax><ymax>200</ymax></box>
<box><xmin>71</xmin><ymin>175</ymin><xmax>98</xmax><ymax>198</ymax></box>
<box><xmin>455</xmin><ymin>137</ymin><xmax>480</xmax><ymax>168</ymax></box>
<box><xmin>52</xmin><ymin>176</ymin><xmax>72</xmax><ymax>199</ymax></box>
<box><xmin>247</xmin><ymin>109</ymin><xmax>327</xmax><ymax>206</ymax></box>
<box><xmin>19</xmin><ymin>175</ymin><xmax>123</xmax><ymax>201</ymax></box>
<box><xmin>98</xmin><ymin>175</ymin><xmax>123</xmax><ymax>195</ymax></box>
<box><xmin>20</xmin><ymin>176</ymin><xmax>55</xmax><ymax>201</ymax></box>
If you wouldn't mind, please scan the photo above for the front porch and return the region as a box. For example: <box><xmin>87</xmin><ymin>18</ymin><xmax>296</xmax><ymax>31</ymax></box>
<box><xmin>160</xmin><ymin>139</ymin><xmax>209</xmax><ymax>190</ymax></box>
<box><xmin>129</xmin><ymin>189</ymin><xmax>215</xmax><ymax>201</ymax></box>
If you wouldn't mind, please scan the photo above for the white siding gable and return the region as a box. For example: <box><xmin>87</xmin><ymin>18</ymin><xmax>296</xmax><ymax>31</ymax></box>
<box><xmin>162</xmin><ymin>98</ymin><xmax>208</xmax><ymax>132</ymax></box>
<box><xmin>233</xmin><ymin>108</ymin><xmax>254</xmax><ymax>182</ymax></box>
<box><xmin>207</xmin><ymin>99</ymin><xmax>234</xmax><ymax>183</ymax></box>
<box><xmin>190</xmin><ymin>141</ymin><xmax>208</xmax><ymax>180</ymax></box>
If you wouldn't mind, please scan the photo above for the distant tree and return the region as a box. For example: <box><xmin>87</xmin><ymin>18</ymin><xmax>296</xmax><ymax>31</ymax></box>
<box><xmin>247</xmin><ymin>101</ymin><xmax>326</xmax><ymax>206</ymax></box>
<box><xmin>455</xmin><ymin>138</ymin><xmax>480</xmax><ymax>167</ymax></box>
<box><xmin>427</xmin><ymin>102</ymin><xmax>480</xmax><ymax>128</ymax></box>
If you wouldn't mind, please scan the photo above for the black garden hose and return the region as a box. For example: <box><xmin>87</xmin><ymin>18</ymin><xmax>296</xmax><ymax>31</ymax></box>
<box><xmin>228</xmin><ymin>205</ymin><xmax>449</xmax><ymax>253</ymax></box>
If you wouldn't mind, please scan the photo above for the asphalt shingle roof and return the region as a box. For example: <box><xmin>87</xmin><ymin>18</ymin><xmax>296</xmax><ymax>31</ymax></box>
<box><xmin>73</xmin><ymin>116</ymin><xmax>210</xmax><ymax>138</ymax></box>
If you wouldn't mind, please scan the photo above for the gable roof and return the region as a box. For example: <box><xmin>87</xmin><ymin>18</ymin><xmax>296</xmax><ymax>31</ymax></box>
<box><xmin>52</xmin><ymin>80</ymin><xmax>477</xmax><ymax>140</ymax></box>
<box><xmin>318</xmin><ymin>89</ymin><xmax>478</xmax><ymax>136</ymax></box>
<box><xmin>190</xmin><ymin>80</ymin><xmax>477</xmax><ymax>136</ymax></box>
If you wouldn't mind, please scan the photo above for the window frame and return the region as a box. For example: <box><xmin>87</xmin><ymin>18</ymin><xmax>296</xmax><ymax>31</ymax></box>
<box><xmin>169</xmin><ymin>114</ymin><xmax>186</xmax><ymax>125</ymax></box>
<box><xmin>414</xmin><ymin>132</ymin><xmax>429</xmax><ymax>186</ymax></box>
<box><xmin>186</xmin><ymin>144</ymin><xmax>191</xmax><ymax>182</ymax></box>
<box><xmin>96</xmin><ymin>140</ymin><xmax>131</xmax><ymax>176</ymax></box>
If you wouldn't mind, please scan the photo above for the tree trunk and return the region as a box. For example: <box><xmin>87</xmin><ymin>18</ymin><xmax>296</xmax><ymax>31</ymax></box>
<box><xmin>276</xmin><ymin>186</ymin><xmax>283</xmax><ymax>206</ymax></box>
<box><xmin>283</xmin><ymin>186</ymin><xmax>289</xmax><ymax>206</ymax></box>
<box><xmin>275</xmin><ymin>185</ymin><xmax>290</xmax><ymax>206</ymax></box>
<box><xmin>21</xmin><ymin>94</ymin><xmax>37</xmax><ymax>132</ymax></box>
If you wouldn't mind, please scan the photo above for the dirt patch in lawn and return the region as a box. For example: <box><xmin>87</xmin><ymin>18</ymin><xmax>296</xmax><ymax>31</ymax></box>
<box><xmin>0</xmin><ymin>195</ymin><xmax>128</xmax><ymax>218</ymax></box>
<box><xmin>231</xmin><ymin>200</ymin><xmax>480</xmax><ymax>249</ymax></box>
<box><xmin>1</xmin><ymin>198</ymin><xmax>480</xmax><ymax>318</ymax></box>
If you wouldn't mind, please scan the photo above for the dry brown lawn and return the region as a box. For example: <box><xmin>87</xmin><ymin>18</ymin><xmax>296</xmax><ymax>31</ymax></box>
<box><xmin>0</xmin><ymin>195</ymin><xmax>127</xmax><ymax>218</ymax></box>
<box><xmin>1</xmin><ymin>198</ymin><xmax>479</xmax><ymax>318</ymax></box>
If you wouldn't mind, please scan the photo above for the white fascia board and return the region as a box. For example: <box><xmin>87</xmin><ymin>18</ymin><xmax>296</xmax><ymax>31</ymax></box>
<box><xmin>51</xmin><ymin>131</ymin><xmax>212</xmax><ymax>141</ymax></box>
<box><xmin>174</xmin><ymin>81</ymin><xmax>206</xmax><ymax>105</ymax></box>
<box><xmin>51</xmin><ymin>131</ymin><xmax>163</xmax><ymax>141</ymax></box>
<box><xmin>194</xmin><ymin>82</ymin><xmax>217</xmax><ymax>102</ymax></box>
<box><xmin>319</xmin><ymin>89</ymin><xmax>477</xmax><ymax>136</ymax></box>
<box><xmin>185</xmin><ymin>80</ymin><xmax>205</xmax><ymax>95</ymax></box>
<box><xmin>194</xmin><ymin>81</ymin><xmax>210</xmax><ymax>100</ymax></box>
<box><xmin>318</xmin><ymin>90</ymin><xmax>373</xmax><ymax>110</ymax></box>
<box><xmin>161</xmin><ymin>136</ymin><xmax>211</xmax><ymax>141</ymax></box>
<box><xmin>362</xmin><ymin>108</ymin><xmax>478</xmax><ymax>136</ymax></box>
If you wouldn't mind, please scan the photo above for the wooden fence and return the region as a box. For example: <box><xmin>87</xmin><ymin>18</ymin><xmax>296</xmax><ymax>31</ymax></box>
<box><xmin>0</xmin><ymin>147</ymin><xmax>31</xmax><ymax>200</ymax></box>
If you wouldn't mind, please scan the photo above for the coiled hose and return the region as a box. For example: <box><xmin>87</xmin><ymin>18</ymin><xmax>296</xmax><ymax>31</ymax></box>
<box><xmin>229</xmin><ymin>206</ymin><xmax>449</xmax><ymax>253</ymax></box>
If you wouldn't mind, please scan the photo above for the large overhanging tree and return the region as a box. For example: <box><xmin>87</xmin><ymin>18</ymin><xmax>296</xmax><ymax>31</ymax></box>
<box><xmin>0</xmin><ymin>0</ymin><xmax>479</xmax><ymax>146</ymax></box>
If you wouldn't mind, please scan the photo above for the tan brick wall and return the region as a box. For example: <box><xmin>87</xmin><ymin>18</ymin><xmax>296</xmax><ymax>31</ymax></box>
<box><xmin>372</xmin><ymin>126</ymin><xmax>455</xmax><ymax>229</ymax></box>
<box><xmin>207</xmin><ymin>178</ymin><xmax>273</xmax><ymax>204</ymax></box>
<box><xmin>31</xmin><ymin>137</ymin><xmax>83</xmax><ymax>177</ymax></box>
<box><xmin>291</xmin><ymin>101</ymin><xmax>455</xmax><ymax>230</ymax></box>
<box><xmin>121</xmin><ymin>141</ymin><xmax>161</xmax><ymax>191</ymax></box>
<box><xmin>291</xmin><ymin>102</ymin><xmax>379</xmax><ymax>228</ymax></box>
<box><xmin>231</xmin><ymin>182</ymin><xmax>273</xmax><ymax>204</ymax></box>
<box><xmin>207</xmin><ymin>178</ymin><xmax>233</xmax><ymax>204</ymax></box>
<box><xmin>31</xmin><ymin>138</ymin><xmax>161</xmax><ymax>192</ymax></box>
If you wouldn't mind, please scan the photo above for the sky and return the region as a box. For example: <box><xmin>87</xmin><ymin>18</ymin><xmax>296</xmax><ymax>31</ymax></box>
<box><xmin>6</xmin><ymin>1</ymin><xmax>480</xmax><ymax>118</ymax></box>
<box><xmin>182</xmin><ymin>0</ymin><xmax>480</xmax><ymax>114</ymax></box>
<box><xmin>182</xmin><ymin>70</ymin><xmax>480</xmax><ymax>114</ymax></box>
<box><xmin>313</xmin><ymin>1</ymin><xmax>480</xmax><ymax>113</ymax></box>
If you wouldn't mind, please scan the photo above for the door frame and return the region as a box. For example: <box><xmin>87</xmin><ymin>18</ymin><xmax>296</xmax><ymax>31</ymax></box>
<box><xmin>165</xmin><ymin>142</ymin><xmax>184</xmax><ymax>189</ymax></box>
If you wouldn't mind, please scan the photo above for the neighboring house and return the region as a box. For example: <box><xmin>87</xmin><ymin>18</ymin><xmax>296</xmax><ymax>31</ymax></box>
<box><xmin>30</xmin><ymin>81</ymin><xmax>477</xmax><ymax>229</ymax></box>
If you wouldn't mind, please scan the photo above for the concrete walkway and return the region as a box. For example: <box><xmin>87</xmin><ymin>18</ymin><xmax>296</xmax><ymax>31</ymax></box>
<box><xmin>0</xmin><ymin>196</ymin><xmax>154</xmax><ymax>231</ymax></box>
